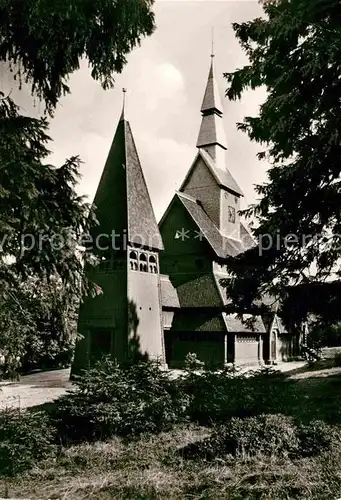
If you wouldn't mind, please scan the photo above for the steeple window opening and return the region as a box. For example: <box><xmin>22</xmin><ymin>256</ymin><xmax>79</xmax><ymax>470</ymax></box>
<box><xmin>149</xmin><ymin>255</ymin><xmax>158</xmax><ymax>274</ymax></box>
<box><xmin>228</xmin><ymin>206</ymin><xmax>236</xmax><ymax>224</ymax></box>
<box><xmin>129</xmin><ymin>251</ymin><xmax>138</xmax><ymax>271</ymax></box>
<box><xmin>139</xmin><ymin>253</ymin><xmax>148</xmax><ymax>272</ymax></box>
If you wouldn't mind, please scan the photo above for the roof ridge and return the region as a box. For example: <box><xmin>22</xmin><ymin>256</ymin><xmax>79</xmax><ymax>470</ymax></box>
<box><xmin>176</xmin><ymin>191</ymin><xmax>198</xmax><ymax>203</ymax></box>
<box><xmin>199</xmin><ymin>148</ymin><xmax>244</xmax><ymax>197</ymax></box>
<box><xmin>124</xmin><ymin>121</ymin><xmax>164</xmax><ymax>251</ymax></box>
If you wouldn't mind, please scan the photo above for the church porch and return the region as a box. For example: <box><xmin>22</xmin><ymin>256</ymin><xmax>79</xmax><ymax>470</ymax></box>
<box><xmin>164</xmin><ymin>311</ymin><xmax>268</xmax><ymax>368</ymax></box>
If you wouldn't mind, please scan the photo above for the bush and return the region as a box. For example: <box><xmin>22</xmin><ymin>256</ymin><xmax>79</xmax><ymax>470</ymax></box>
<box><xmin>179</xmin><ymin>365</ymin><xmax>295</xmax><ymax>425</ymax></box>
<box><xmin>183</xmin><ymin>353</ymin><xmax>205</xmax><ymax>372</ymax></box>
<box><xmin>296</xmin><ymin>420</ymin><xmax>335</xmax><ymax>457</ymax></box>
<box><xmin>0</xmin><ymin>408</ymin><xmax>55</xmax><ymax>476</ymax></box>
<box><xmin>52</xmin><ymin>357</ymin><xmax>189</xmax><ymax>442</ymax></box>
<box><xmin>20</xmin><ymin>334</ymin><xmax>75</xmax><ymax>372</ymax></box>
<box><xmin>182</xmin><ymin>414</ymin><xmax>299</xmax><ymax>460</ymax></box>
<box><xmin>181</xmin><ymin>414</ymin><xmax>335</xmax><ymax>461</ymax></box>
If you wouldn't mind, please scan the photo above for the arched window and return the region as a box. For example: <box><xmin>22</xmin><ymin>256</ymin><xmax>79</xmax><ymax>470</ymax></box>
<box><xmin>148</xmin><ymin>255</ymin><xmax>158</xmax><ymax>274</ymax></box>
<box><xmin>129</xmin><ymin>250</ymin><xmax>138</xmax><ymax>271</ymax></box>
<box><xmin>139</xmin><ymin>253</ymin><xmax>148</xmax><ymax>272</ymax></box>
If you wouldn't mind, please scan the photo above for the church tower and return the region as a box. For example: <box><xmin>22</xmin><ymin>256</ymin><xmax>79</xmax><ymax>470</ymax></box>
<box><xmin>159</xmin><ymin>52</ymin><xmax>266</xmax><ymax>368</ymax></box>
<box><xmin>180</xmin><ymin>54</ymin><xmax>243</xmax><ymax>241</ymax></box>
<box><xmin>72</xmin><ymin>94</ymin><xmax>165</xmax><ymax>375</ymax></box>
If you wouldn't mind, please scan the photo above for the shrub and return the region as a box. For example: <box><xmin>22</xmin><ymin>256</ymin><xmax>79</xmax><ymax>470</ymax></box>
<box><xmin>183</xmin><ymin>353</ymin><xmax>205</xmax><ymax>372</ymax></box>
<box><xmin>180</xmin><ymin>365</ymin><xmax>295</xmax><ymax>425</ymax></box>
<box><xmin>182</xmin><ymin>414</ymin><xmax>300</xmax><ymax>460</ymax></box>
<box><xmin>52</xmin><ymin>357</ymin><xmax>188</xmax><ymax>442</ymax></box>
<box><xmin>181</xmin><ymin>414</ymin><xmax>335</xmax><ymax>461</ymax></box>
<box><xmin>296</xmin><ymin>420</ymin><xmax>335</xmax><ymax>457</ymax></box>
<box><xmin>0</xmin><ymin>408</ymin><xmax>55</xmax><ymax>476</ymax></box>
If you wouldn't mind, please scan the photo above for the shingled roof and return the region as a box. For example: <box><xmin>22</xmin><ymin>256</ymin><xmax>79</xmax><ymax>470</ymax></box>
<box><xmin>201</xmin><ymin>58</ymin><xmax>223</xmax><ymax>115</ymax></box>
<box><xmin>180</xmin><ymin>149</ymin><xmax>243</xmax><ymax>198</ymax></box>
<box><xmin>197</xmin><ymin>58</ymin><xmax>227</xmax><ymax>151</ymax></box>
<box><xmin>172</xmin><ymin>311</ymin><xmax>227</xmax><ymax>332</ymax></box>
<box><xmin>160</xmin><ymin>275</ymin><xmax>180</xmax><ymax>308</ymax></box>
<box><xmin>91</xmin><ymin>114</ymin><xmax>163</xmax><ymax>251</ymax></box>
<box><xmin>214</xmin><ymin>271</ymin><xmax>275</xmax><ymax>311</ymax></box>
<box><xmin>223</xmin><ymin>313</ymin><xmax>266</xmax><ymax>334</ymax></box>
<box><xmin>176</xmin><ymin>192</ymin><xmax>251</xmax><ymax>258</ymax></box>
<box><xmin>175</xmin><ymin>272</ymin><xmax>223</xmax><ymax>308</ymax></box>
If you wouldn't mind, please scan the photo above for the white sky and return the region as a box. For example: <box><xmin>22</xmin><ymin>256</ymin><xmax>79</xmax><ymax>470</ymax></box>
<box><xmin>0</xmin><ymin>1</ymin><xmax>269</xmax><ymax>221</ymax></box>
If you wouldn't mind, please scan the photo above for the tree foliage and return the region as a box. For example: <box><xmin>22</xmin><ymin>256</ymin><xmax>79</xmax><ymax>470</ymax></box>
<box><xmin>0</xmin><ymin>0</ymin><xmax>155</xmax><ymax>113</ymax></box>
<box><xmin>224</xmin><ymin>0</ymin><xmax>341</xmax><ymax>319</ymax></box>
<box><xmin>2</xmin><ymin>276</ymin><xmax>79</xmax><ymax>375</ymax></box>
<box><xmin>0</xmin><ymin>0</ymin><xmax>155</xmax><ymax>373</ymax></box>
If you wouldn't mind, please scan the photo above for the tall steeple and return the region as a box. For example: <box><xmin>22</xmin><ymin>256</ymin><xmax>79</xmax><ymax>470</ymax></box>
<box><xmin>180</xmin><ymin>45</ymin><xmax>243</xmax><ymax>240</ymax></box>
<box><xmin>72</xmin><ymin>92</ymin><xmax>165</xmax><ymax>376</ymax></box>
<box><xmin>196</xmin><ymin>51</ymin><xmax>227</xmax><ymax>170</ymax></box>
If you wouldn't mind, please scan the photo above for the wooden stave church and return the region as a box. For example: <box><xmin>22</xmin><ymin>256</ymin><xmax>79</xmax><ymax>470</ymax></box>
<box><xmin>71</xmin><ymin>56</ymin><xmax>299</xmax><ymax>375</ymax></box>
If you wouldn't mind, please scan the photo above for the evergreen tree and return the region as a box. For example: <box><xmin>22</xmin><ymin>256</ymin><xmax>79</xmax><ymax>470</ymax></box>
<box><xmin>0</xmin><ymin>0</ymin><xmax>155</xmax><ymax>375</ymax></box>
<box><xmin>224</xmin><ymin>0</ymin><xmax>341</xmax><ymax>321</ymax></box>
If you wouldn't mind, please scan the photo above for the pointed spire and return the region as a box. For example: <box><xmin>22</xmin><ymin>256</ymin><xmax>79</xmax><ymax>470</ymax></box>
<box><xmin>200</xmin><ymin>56</ymin><xmax>223</xmax><ymax>116</ymax></box>
<box><xmin>120</xmin><ymin>88</ymin><xmax>127</xmax><ymax>121</ymax></box>
<box><xmin>197</xmin><ymin>50</ymin><xmax>227</xmax><ymax>158</ymax></box>
<box><xmin>92</xmin><ymin>101</ymin><xmax>163</xmax><ymax>251</ymax></box>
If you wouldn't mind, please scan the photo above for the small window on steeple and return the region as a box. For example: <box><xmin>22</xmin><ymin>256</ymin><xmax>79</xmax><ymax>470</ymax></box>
<box><xmin>228</xmin><ymin>206</ymin><xmax>236</xmax><ymax>224</ymax></box>
<box><xmin>139</xmin><ymin>253</ymin><xmax>148</xmax><ymax>272</ymax></box>
<box><xmin>129</xmin><ymin>251</ymin><xmax>138</xmax><ymax>271</ymax></box>
<box><xmin>148</xmin><ymin>255</ymin><xmax>158</xmax><ymax>274</ymax></box>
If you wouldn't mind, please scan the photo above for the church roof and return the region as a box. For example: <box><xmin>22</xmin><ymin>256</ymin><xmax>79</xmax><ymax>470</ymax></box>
<box><xmin>175</xmin><ymin>273</ymin><xmax>223</xmax><ymax>308</ymax></box>
<box><xmin>240</xmin><ymin>221</ymin><xmax>256</xmax><ymax>249</ymax></box>
<box><xmin>171</xmin><ymin>311</ymin><xmax>265</xmax><ymax>333</ymax></box>
<box><xmin>214</xmin><ymin>273</ymin><xmax>276</xmax><ymax>312</ymax></box>
<box><xmin>200</xmin><ymin>148</ymin><xmax>244</xmax><ymax>196</ymax></box>
<box><xmin>179</xmin><ymin>149</ymin><xmax>243</xmax><ymax>197</ymax></box>
<box><xmin>160</xmin><ymin>275</ymin><xmax>180</xmax><ymax>308</ymax></box>
<box><xmin>176</xmin><ymin>191</ymin><xmax>248</xmax><ymax>258</ymax></box>
<box><xmin>201</xmin><ymin>58</ymin><xmax>223</xmax><ymax>115</ymax></box>
<box><xmin>197</xmin><ymin>56</ymin><xmax>227</xmax><ymax>152</ymax></box>
<box><xmin>91</xmin><ymin>114</ymin><xmax>163</xmax><ymax>251</ymax></box>
<box><xmin>223</xmin><ymin>313</ymin><xmax>266</xmax><ymax>334</ymax></box>
<box><xmin>197</xmin><ymin>114</ymin><xmax>227</xmax><ymax>150</ymax></box>
<box><xmin>172</xmin><ymin>311</ymin><xmax>227</xmax><ymax>332</ymax></box>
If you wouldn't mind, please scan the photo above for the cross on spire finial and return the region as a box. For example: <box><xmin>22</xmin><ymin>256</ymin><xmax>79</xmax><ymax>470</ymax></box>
<box><xmin>211</xmin><ymin>27</ymin><xmax>215</xmax><ymax>58</ymax></box>
<box><xmin>120</xmin><ymin>88</ymin><xmax>127</xmax><ymax>121</ymax></box>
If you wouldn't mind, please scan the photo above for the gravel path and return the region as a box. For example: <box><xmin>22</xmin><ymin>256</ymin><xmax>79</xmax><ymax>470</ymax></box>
<box><xmin>0</xmin><ymin>368</ymin><xmax>72</xmax><ymax>410</ymax></box>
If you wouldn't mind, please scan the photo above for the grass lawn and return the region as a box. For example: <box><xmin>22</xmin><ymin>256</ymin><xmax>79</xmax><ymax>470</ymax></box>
<box><xmin>1</xmin><ymin>365</ymin><xmax>341</xmax><ymax>500</ymax></box>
